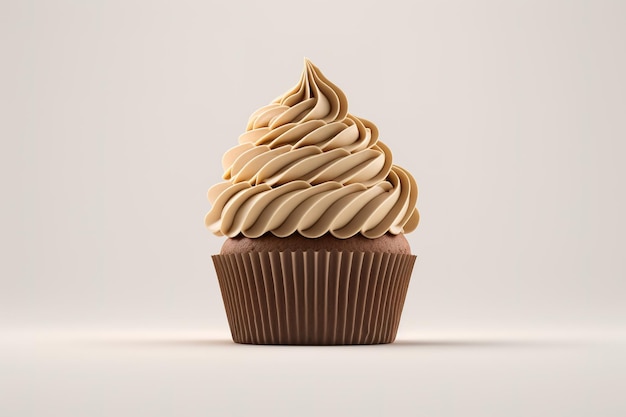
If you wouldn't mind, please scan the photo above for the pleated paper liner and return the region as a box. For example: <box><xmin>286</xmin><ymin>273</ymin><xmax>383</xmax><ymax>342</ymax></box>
<box><xmin>212</xmin><ymin>251</ymin><xmax>416</xmax><ymax>345</ymax></box>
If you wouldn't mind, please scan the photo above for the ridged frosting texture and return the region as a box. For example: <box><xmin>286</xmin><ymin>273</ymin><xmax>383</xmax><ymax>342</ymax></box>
<box><xmin>205</xmin><ymin>59</ymin><xmax>419</xmax><ymax>239</ymax></box>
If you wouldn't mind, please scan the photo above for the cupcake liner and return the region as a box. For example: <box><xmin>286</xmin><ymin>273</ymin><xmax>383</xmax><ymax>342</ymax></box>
<box><xmin>212</xmin><ymin>251</ymin><xmax>416</xmax><ymax>345</ymax></box>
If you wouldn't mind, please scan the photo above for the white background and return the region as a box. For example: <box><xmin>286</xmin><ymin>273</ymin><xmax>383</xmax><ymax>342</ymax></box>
<box><xmin>1</xmin><ymin>0</ymin><xmax>625</xmax><ymax>416</ymax></box>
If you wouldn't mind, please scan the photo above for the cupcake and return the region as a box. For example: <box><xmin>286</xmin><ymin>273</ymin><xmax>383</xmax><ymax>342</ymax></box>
<box><xmin>205</xmin><ymin>59</ymin><xmax>419</xmax><ymax>345</ymax></box>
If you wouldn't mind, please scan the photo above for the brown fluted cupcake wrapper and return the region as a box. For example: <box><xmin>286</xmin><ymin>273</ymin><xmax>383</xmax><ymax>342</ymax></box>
<box><xmin>212</xmin><ymin>251</ymin><xmax>416</xmax><ymax>345</ymax></box>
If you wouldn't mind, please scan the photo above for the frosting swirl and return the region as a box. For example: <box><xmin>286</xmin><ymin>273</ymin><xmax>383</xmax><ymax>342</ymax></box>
<box><xmin>205</xmin><ymin>59</ymin><xmax>419</xmax><ymax>239</ymax></box>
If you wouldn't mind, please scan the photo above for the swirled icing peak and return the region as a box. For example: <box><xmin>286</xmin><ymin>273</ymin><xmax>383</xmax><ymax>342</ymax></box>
<box><xmin>205</xmin><ymin>59</ymin><xmax>419</xmax><ymax>239</ymax></box>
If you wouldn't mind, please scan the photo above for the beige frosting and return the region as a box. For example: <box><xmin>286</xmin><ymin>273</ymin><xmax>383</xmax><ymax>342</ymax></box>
<box><xmin>205</xmin><ymin>59</ymin><xmax>419</xmax><ymax>239</ymax></box>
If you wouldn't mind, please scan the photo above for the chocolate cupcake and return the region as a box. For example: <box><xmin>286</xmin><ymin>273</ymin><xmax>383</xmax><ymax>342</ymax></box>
<box><xmin>205</xmin><ymin>59</ymin><xmax>419</xmax><ymax>344</ymax></box>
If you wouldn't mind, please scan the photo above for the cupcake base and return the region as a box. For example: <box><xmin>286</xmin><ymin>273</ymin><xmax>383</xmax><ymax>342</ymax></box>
<box><xmin>212</xmin><ymin>250</ymin><xmax>416</xmax><ymax>345</ymax></box>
